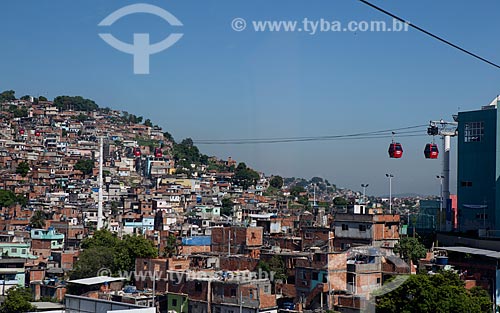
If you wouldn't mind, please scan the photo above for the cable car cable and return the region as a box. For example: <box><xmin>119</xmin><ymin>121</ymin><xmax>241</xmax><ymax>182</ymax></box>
<box><xmin>357</xmin><ymin>0</ymin><xmax>500</xmax><ymax>70</ymax></box>
<box><xmin>194</xmin><ymin>124</ymin><xmax>427</xmax><ymax>144</ymax></box>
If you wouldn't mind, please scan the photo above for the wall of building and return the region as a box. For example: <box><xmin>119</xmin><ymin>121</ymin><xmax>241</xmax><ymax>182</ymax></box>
<box><xmin>457</xmin><ymin>107</ymin><xmax>499</xmax><ymax>231</ymax></box>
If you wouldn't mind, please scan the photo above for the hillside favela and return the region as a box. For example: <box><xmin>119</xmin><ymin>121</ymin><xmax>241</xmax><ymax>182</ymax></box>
<box><xmin>0</xmin><ymin>90</ymin><xmax>497</xmax><ymax>313</ymax></box>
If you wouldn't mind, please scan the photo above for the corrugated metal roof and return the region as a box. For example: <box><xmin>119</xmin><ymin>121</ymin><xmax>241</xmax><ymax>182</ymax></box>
<box><xmin>67</xmin><ymin>276</ymin><xmax>126</xmax><ymax>285</ymax></box>
<box><xmin>439</xmin><ymin>246</ymin><xmax>500</xmax><ymax>259</ymax></box>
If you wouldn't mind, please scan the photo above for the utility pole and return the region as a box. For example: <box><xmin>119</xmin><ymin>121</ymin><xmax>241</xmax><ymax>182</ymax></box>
<box><xmin>313</xmin><ymin>183</ymin><xmax>316</xmax><ymax>207</ymax></box>
<box><xmin>385</xmin><ymin>174</ymin><xmax>394</xmax><ymax>214</ymax></box>
<box><xmin>239</xmin><ymin>284</ymin><xmax>243</xmax><ymax>313</ymax></box>
<box><xmin>228</xmin><ymin>229</ymin><xmax>231</xmax><ymax>256</ymax></box>
<box><xmin>97</xmin><ymin>137</ymin><xmax>104</xmax><ymax>230</ymax></box>
<box><xmin>437</xmin><ymin>175</ymin><xmax>444</xmax><ymax>231</ymax></box>
<box><xmin>361</xmin><ymin>184</ymin><xmax>369</xmax><ymax>205</ymax></box>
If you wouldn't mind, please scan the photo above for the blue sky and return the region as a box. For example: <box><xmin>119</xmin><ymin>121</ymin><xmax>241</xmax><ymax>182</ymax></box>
<box><xmin>2</xmin><ymin>0</ymin><xmax>499</xmax><ymax>195</ymax></box>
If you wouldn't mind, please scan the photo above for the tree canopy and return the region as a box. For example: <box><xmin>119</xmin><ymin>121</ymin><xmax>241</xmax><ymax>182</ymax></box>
<box><xmin>8</xmin><ymin>105</ymin><xmax>28</xmax><ymax>118</ymax></box>
<box><xmin>233</xmin><ymin>162</ymin><xmax>259</xmax><ymax>190</ymax></box>
<box><xmin>257</xmin><ymin>255</ymin><xmax>288</xmax><ymax>283</ymax></box>
<box><xmin>0</xmin><ymin>286</ymin><xmax>34</xmax><ymax>313</ymax></box>
<box><xmin>172</xmin><ymin>138</ymin><xmax>208</xmax><ymax>170</ymax></box>
<box><xmin>54</xmin><ymin>95</ymin><xmax>99</xmax><ymax>111</ymax></box>
<box><xmin>71</xmin><ymin>230</ymin><xmax>158</xmax><ymax>280</ymax></box>
<box><xmin>0</xmin><ymin>90</ymin><xmax>16</xmax><ymax>103</ymax></box>
<box><xmin>16</xmin><ymin>161</ymin><xmax>30</xmax><ymax>177</ymax></box>
<box><xmin>0</xmin><ymin>190</ymin><xmax>26</xmax><ymax>208</ymax></box>
<box><xmin>74</xmin><ymin>158</ymin><xmax>94</xmax><ymax>176</ymax></box>
<box><xmin>220</xmin><ymin>197</ymin><xmax>234</xmax><ymax>216</ymax></box>
<box><xmin>376</xmin><ymin>272</ymin><xmax>492</xmax><ymax>313</ymax></box>
<box><xmin>29</xmin><ymin>210</ymin><xmax>46</xmax><ymax>229</ymax></box>
<box><xmin>269</xmin><ymin>176</ymin><xmax>284</xmax><ymax>189</ymax></box>
<box><xmin>394</xmin><ymin>237</ymin><xmax>427</xmax><ymax>265</ymax></box>
<box><xmin>333</xmin><ymin>196</ymin><xmax>349</xmax><ymax>206</ymax></box>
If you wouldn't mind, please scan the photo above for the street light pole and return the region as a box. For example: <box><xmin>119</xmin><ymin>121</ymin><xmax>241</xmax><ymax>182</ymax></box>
<box><xmin>437</xmin><ymin>175</ymin><xmax>444</xmax><ymax>231</ymax></box>
<box><xmin>385</xmin><ymin>174</ymin><xmax>394</xmax><ymax>214</ymax></box>
<box><xmin>361</xmin><ymin>184</ymin><xmax>369</xmax><ymax>205</ymax></box>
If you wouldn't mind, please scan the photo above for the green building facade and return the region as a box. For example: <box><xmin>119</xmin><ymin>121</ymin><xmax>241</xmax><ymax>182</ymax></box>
<box><xmin>457</xmin><ymin>98</ymin><xmax>500</xmax><ymax>234</ymax></box>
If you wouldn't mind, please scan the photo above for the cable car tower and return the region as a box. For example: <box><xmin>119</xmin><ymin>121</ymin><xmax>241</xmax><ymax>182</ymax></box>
<box><xmin>428</xmin><ymin>119</ymin><xmax>458</xmax><ymax>231</ymax></box>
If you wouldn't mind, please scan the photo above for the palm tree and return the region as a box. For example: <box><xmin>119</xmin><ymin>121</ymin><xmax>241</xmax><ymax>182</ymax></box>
<box><xmin>29</xmin><ymin>210</ymin><xmax>46</xmax><ymax>229</ymax></box>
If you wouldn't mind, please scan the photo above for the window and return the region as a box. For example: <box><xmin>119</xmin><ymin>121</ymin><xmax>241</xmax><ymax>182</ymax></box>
<box><xmin>231</xmin><ymin>289</ymin><xmax>236</xmax><ymax>297</ymax></box>
<box><xmin>464</xmin><ymin>121</ymin><xmax>484</xmax><ymax>142</ymax></box>
<box><xmin>22</xmin><ymin>249</ymin><xmax>26</xmax><ymax>254</ymax></box>
<box><xmin>377</xmin><ymin>278</ymin><xmax>381</xmax><ymax>284</ymax></box>
<box><xmin>476</xmin><ymin>213</ymin><xmax>488</xmax><ymax>219</ymax></box>
<box><xmin>195</xmin><ymin>282</ymin><xmax>202</xmax><ymax>292</ymax></box>
<box><xmin>251</xmin><ymin>232</ymin><xmax>256</xmax><ymax>239</ymax></box>
<box><xmin>461</xmin><ymin>181</ymin><xmax>473</xmax><ymax>187</ymax></box>
<box><xmin>312</xmin><ymin>272</ymin><xmax>319</xmax><ymax>280</ymax></box>
<box><xmin>11</xmin><ymin>248</ymin><xmax>17</xmax><ymax>253</ymax></box>
<box><xmin>359</xmin><ymin>224</ymin><xmax>367</xmax><ymax>231</ymax></box>
<box><xmin>172</xmin><ymin>299</ymin><xmax>178</xmax><ymax>306</ymax></box>
<box><xmin>300</xmin><ymin>270</ymin><xmax>306</xmax><ymax>279</ymax></box>
<box><xmin>342</xmin><ymin>224</ymin><xmax>349</xmax><ymax>231</ymax></box>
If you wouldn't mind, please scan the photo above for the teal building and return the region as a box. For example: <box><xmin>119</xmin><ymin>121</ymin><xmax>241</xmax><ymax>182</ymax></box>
<box><xmin>457</xmin><ymin>97</ymin><xmax>500</xmax><ymax>234</ymax></box>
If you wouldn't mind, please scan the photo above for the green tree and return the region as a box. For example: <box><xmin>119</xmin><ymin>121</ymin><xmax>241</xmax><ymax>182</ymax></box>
<box><xmin>0</xmin><ymin>90</ymin><xmax>16</xmax><ymax>103</ymax></box>
<box><xmin>16</xmin><ymin>194</ymin><xmax>28</xmax><ymax>207</ymax></box>
<box><xmin>72</xmin><ymin>230</ymin><xmax>158</xmax><ymax>279</ymax></box>
<box><xmin>30</xmin><ymin>210</ymin><xmax>46</xmax><ymax>229</ymax></box>
<box><xmin>333</xmin><ymin>197</ymin><xmax>348</xmax><ymax>206</ymax></box>
<box><xmin>38</xmin><ymin>95</ymin><xmax>48</xmax><ymax>101</ymax></box>
<box><xmin>376</xmin><ymin>272</ymin><xmax>491</xmax><ymax>313</ymax></box>
<box><xmin>0</xmin><ymin>190</ymin><xmax>18</xmax><ymax>207</ymax></box>
<box><xmin>70</xmin><ymin>246</ymin><xmax>115</xmax><ymax>280</ymax></box>
<box><xmin>75</xmin><ymin>113</ymin><xmax>89</xmax><ymax>122</ymax></box>
<box><xmin>8</xmin><ymin>105</ymin><xmax>28</xmax><ymax>118</ymax></box>
<box><xmin>221</xmin><ymin>197</ymin><xmax>234</xmax><ymax>216</ymax></box>
<box><xmin>290</xmin><ymin>185</ymin><xmax>305</xmax><ymax>197</ymax></box>
<box><xmin>394</xmin><ymin>237</ymin><xmax>427</xmax><ymax>265</ymax></box>
<box><xmin>16</xmin><ymin>161</ymin><xmax>30</xmax><ymax>177</ymax></box>
<box><xmin>310</xmin><ymin>176</ymin><xmax>324</xmax><ymax>184</ymax></box>
<box><xmin>269</xmin><ymin>176</ymin><xmax>284</xmax><ymax>189</ymax></box>
<box><xmin>20</xmin><ymin>95</ymin><xmax>31</xmax><ymax>101</ymax></box>
<box><xmin>74</xmin><ymin>158</ymin><xmax>94</xmax><ymax>176</ymax></box>
<box><xmin>163</xmin><ymin>131</ymin><xmax>174</xmax><ymax>142</ymax></box>
<box><xmin>172</xmin><ymin>138</ymin><xmax>209</xmax><ymax>172</ymax></box>
<box><xmin>80</xmin><ymin>229</ymin><xmax>120</xmax><ymax>250</ymax></box>
<box><xmin>163</xmin><ymin>234</ymin><xmax>178</xmax><ymax>257</ymax></box>
<box><xmin>53</xmin><ymin>95</ymin><xmax>98</xmax><ymax>111</ymax></box>
<box><xmin>233</xmin><ymin>162</ymin><xmax>259</xmax><ymax>190</ymax></box>
<box><xmin>257</xmin><ymin>255</ymin><xmax>287</xmax><ymax>284</ymax></box>
<box><xmin>120</xmin><ymin>234</ymin><xmax>158</xmax><ymax>270</ymax></box>
<box><xmin>0</xmin><ymin>287</ymin><xmax>34</xmax><ymax>313</ymax></box>
<box><xmin>143</xmin><ymin>118</ymin><xmax>153</xmax><ymax>127</ymax></box>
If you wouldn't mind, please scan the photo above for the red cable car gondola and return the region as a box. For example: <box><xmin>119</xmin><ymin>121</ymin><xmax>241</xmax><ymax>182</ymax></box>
<box><xmin>154</xmin><ymin>148</ymin><xmax>162</xmax><ymax>158</ymax></box>
<box><xmin>133</xmin><ymin>147</ymin><xmax>141</xmax><ymax>157</ymax></box>
<box><xmin>19</xmin><ymin>129</ymin><xmax>25</xmax><ymax>135</ymax></box>
<box><xmin>424</xmin><ymin>143</ymin><xmax>439</xmax><ymax>159</ymax></box>
<box><xmin>388</xmin><ymin>142</ymin><xmax>403</xmax><ymax>158</ymax></box>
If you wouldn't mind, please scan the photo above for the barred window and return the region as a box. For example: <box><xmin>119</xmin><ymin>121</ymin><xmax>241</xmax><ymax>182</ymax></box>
<box><xmin>464</xmin><ymin>122</ymin><xmax>484</xmax><ymax>142</ymax></box>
